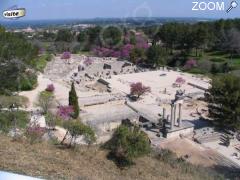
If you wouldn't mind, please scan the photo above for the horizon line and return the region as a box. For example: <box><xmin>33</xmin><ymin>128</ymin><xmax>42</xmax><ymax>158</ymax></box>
<box><xmin>0</xmin><ymin>16</ymin><xmax>223</xmax><ymax>22</ymax></box>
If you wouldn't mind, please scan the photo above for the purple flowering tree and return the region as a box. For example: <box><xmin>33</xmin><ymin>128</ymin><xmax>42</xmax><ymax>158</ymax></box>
<box><xmin>83</xmin><ymin>57</ymin><xmax>93</xmax><ymax>66</ymax></box>
<box><xmin>38</xmin><ymin>48</ymin><xmax>45</xmax><ymax>55</ymax></box>
<box><xmin>135</xmin><ymin>34</ymin><xmax>149</xmax><ymax>49</ymax></box>
<box><xmin>61</xmin><ymin>51</ymin><xmax>71</xmax><ymax>63</ymax></box>
<box><xmin>184</xmin><ymin>59</ymin><xmax>197</xmax><ymax>69</ymax></box>
<box><xmin>175</xmin><ymin>77</ymin><xmax>186</xmax><ymax>85</ymax></box>
<box><xmin>26</xmin><ymin>124</ymin><xmax>46</xmax><ymax>144</ymax></box>
<box><xmin>45</xmin><ymin>84</ymin><xmax>55</xmax><ymax>92</ymax></box>
<box><xmin>121</xmin><ymin>44</ymin><xmax>134</xmax><ymax>58</ymax></box>
<box><xmin>130</xmin><ymin>82</ymin><xmax>151</xmax><ymax>99</ymax></box>
<box><xmin>57</xmin><ymin>105</ymin><xmax>74</xmax><ymax>120</ymax></box>
<box><xmin>92</xmin><ymin>32</ymin><xmax>149</xmax><ymax>60</ymax></box>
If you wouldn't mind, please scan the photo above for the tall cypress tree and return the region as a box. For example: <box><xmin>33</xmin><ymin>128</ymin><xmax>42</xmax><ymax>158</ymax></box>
<box><xmin>69</xmin><ymin>82</ymin><xmax>79</xmax><ymax>119</ymax></box>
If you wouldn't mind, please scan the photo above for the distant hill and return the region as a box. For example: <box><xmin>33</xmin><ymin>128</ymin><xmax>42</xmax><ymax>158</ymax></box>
<box><xmin>0</xmin><ymin>17</ymin><xmax>214</xmax><ymax>29</ymax></box>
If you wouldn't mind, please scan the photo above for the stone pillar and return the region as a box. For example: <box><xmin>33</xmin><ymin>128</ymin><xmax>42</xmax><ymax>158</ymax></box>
<box><xmin>170</xmin><ymin>104</ymin><xmax>174</xmax><ymax>130</ymax></box>
<box><xmin>178</xmin><ymin>103</ymin><xmax>182</xmax><ymax>127</ymax></box>
<box><xmin>166</xmin><ymin>115</ymin><xmax>170</xmax><ymax>123</ymax></box>
<box><xmin>162</xmin><ymin>108</ymin><xmax>166</xmax><ymax>120</ymax></box>
<box><xmin>174</xmin><ymin>104</ymin><xmax>177</xmax><ymax>126</ymax></box>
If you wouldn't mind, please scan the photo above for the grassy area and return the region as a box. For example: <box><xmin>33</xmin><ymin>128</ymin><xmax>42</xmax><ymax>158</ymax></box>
<box><xmin>77</xmin><ymin>51</ymin><xmax>93</xmax><ymax>56</ymax></box>
<box><xmin>185</xmin><ymin>68</ymin><xmax>207</xmax><ymax>75</ymax></box>
<box><xmin>0</xmin><ymin>111</ymin><xmax>29</xmax><ymax>132</ymax></box>
<box><xmin>0</xmin><ymin>95</ymin><xmax>29</xmax><ymax>108</ymax></box>
<box><xmin>0</xmin><ymin>134</ymin><xmax>229</xmax><ymax>180</ymax></box>
<box><xmin>183</xmin><ymin>50</ymin><xmax>240</xmax><ymax>75</ymax></box>
<box><xmin>34</xmin><ymin>54</ymin><xmax>52</xmax><ymax>72</ymax></box>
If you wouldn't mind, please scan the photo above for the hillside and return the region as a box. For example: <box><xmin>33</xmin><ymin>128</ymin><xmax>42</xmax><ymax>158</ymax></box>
<box><xmin>0</xmin><ymin>134</ymin><xmax>225</xmax><ymax>180</ymax></box>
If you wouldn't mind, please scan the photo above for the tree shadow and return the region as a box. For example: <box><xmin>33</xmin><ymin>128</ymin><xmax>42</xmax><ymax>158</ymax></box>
<box><xmin>212</xmin><ymin>164</ymin><xmax>240</xmax><ymax>179</ymax></box>
<box><xmin>106</xmin><ymin>151</ymin><xmax>135</xmax><ymax>169</ymax></box>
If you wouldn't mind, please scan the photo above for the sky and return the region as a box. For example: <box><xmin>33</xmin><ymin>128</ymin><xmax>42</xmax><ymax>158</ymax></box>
<box><xmin>0</xmin><ymin>0</ymin><xmax>239</xmax><ymax>20</ymax></box>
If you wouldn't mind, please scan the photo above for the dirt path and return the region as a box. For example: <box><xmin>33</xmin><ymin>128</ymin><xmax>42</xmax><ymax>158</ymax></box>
<box><xmin>19</xmin><ymin>73</ymin><xmax>69</xmax><ymax>110</ymax></box>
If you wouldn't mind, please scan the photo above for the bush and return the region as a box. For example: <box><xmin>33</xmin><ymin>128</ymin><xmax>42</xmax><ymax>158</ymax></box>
<box><xmin>105</xmin><ymin>125</ymin><xmax>150</xmax><ymax>167</ymax></box>
<box><xmin>45</xmin><ymin>112</ymin><xmax>61</xmax><ymax>128</ymax></box>
<box><xmin>45</xmin><ymin>84</ymin><xmax>55</xmax><ymax>92</ymax></box>
<box><xmin>63</xmin><ymin>120</ymin><xmax>96</xmax><ymax>147</ymax></box>
<box><xmin>130</xmin><ymin>82</ymin><xmax>151</xmax><ymax>100</ymax></box>
<box><xmin>156</xmin><ymin>149</ymin><xmax>178</xmax><ymax>166</ymax></box>
<box><xmin>19</xmin><ymin>73</ymin><xmax>37</xmax><ymax>91</ymax></box>
<box><xmin>37</xmin><ymin>91</ymin><xmax>54</xmax><ymax>114</ymax></box>
<box><xmin>57</xmin><ymin>105</ymin><xmax>74</xmax><ymax>120</ymax></box>
<box><xmin>184</xmin><ymin>59</ymin><xmax>197</xmax><ymax>69</ymax></box>
<box><xmin>0</xmin><ymin>95</ymin><xmax>29</xmax><ymax>108</ymax></box>
<box><xmin>26</xmin><ymin>124</ymin><xmax>46</xmax><ymax>144</ymax></box>
<box><xmin>0</xmin><ymin>111</ymin><xmax>29</xmax><ymax>133</ymax></box>
<box><xmin>0</xmin><ymin>60</ymin><xmax>38</xmax><ymax>94</ymax></box>
<box><xmin>61</xmin><ymin>51</ymin><xmax>71</xmax><ymax>59</ymax></box>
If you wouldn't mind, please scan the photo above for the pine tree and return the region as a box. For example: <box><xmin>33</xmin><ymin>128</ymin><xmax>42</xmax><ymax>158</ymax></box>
<box><xmin>69</xmin><ymin>82</ymin><xmax>79</xmax><ymax>119</ymax></box>
<box><xmin>206</xmin><ymin>75</ymin><xmax>240</xmax><ymax>130</ymax></box>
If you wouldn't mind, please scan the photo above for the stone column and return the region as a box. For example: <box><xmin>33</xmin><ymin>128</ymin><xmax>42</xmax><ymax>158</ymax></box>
<box><xmin>178</xmin><ymin>103</ymin><xmax>182</xmax><ymax>127</ymax></box>
<box><xmin>170</xmin><ymin>104</ymin><xmax>174</xmax><ymax>130</ymax></box>
<box><xmin>174</xmin><ymin>104</ymin><xmax>177</xmax><ymax>126</ymax></box>
<box><xmin>166</xmin><ymin>115</ymin><xmax>170</xmax><ymax>123</ymax></box>
<box><xmin>162</xmin><ymin>108</ymin><xmax>166</xmax><ymax>120</ymax></box>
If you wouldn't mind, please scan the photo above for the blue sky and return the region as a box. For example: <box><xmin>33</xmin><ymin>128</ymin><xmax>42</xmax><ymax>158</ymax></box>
<box><xmin>0</xmin><ymin>0</ymin><xmax>239</xmax><ymax>20</ymax></box>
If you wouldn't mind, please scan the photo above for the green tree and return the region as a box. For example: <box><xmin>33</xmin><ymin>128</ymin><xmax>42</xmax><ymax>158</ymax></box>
<box><xmin>77</xmin><ymin>31</ymin><xmax>87</xmax><ymax>42</ymax></box>
<box><xmin>210</xmin><ymin>63</ymin><xmax>219</xmax><ymax>74</ymax></box>
<box><xmin>106</xmin><ymin>125</ymin><xmax>150</xmax><ymax>167</ymax></box>
<box><xmin>129</xmin><ymin>48</ymin><xmax>145</xmax><ymax>64</ymax></box>
<box><xmin>102</xmin><ymin>26</ymin><xmax>122</xmax><ymax>47</ymax></box>
<box><xmin>192</xmin><ymin>24</ymin><xmax>209</xmax><ymax>56</ymax></box>
<box><xmin>147</xmin><ymin>45</ymin><xmax>167</xmax><ymax>66</ymax></box>
<box><xmin>55</xmin><ymin>29</ymin><xmax>73</xmax><ymax>42</ymax></box>
<box><xmin>206</xmin><ymin>75</ymin><xmax>240</xmax><ymax>130</ymax></box>
<box><xmin>63</xmin><ymin>120</ymin><xmax>96</xmax><ymax>147</ymax></box>
<box><xmin>38</xmin><ymin>91</ymin><xmax>54</xmax><ymax>114</ymax></box>
<box><xmin>69</xmin><ymin>82</ymin><xmax>79</xmax><ymax>119</ymax></box>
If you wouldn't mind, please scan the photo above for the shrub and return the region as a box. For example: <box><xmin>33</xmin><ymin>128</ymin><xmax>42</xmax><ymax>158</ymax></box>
<box><xmin>37</xmin><ymin>91</ymin><xmax>54</xmax><ymax>114</ymax></box>
<box><xmin>26</xmin><ymin>124</ymin><xmax>46</xmax><ymax>144</ymax></box>
<box><xmin>19</xmin><ymin>72</ymin><xmax>37</xmax><ymax>91</ymax></box>
<box><xmin>175</xmin><ymin>77</ymin><xmax>186</xmax><ymax>85</ymax></box>
<box><xmin>63</xmin><ymin>120</ymin><xmax>96</xmax><ymax>147</ymax></box>
<box><xmin>0</xmin><ymin>111</ymin><xmax>28</xmax><ymax>133</ymax></box>
<box><xmin>156</xmin><ymin>149</ymin><xmax>177</xmax><ymax>166</ymax></box>
<box><xmin>57</xmin><ymin>105</ymin><xmax>74</xmax><ymax>120</ymax></box>
<box><xmin>184</xmin><ymin>59</ymin><xmax>197</xmax><ymax>69</ymax></box>
<box><xmin>83</xmin><ymin>57</ymin><xmax>93</xmax><ymax>66</ymax></box>
<box><xmin>130</xmin><ymin>82</ymin><xmax>151</xmax><ymax>99</ymax></box>
<box><xmin>45</xmin><ymin>84</ymin><xmax>55</xmax><ymax>92</ymax></box>
<box><xmin>61</xmin><ymin>51</ymin><xmax>71</xmax><ymax>60</ymax></box>
<box><xmin>45</xmin><ymin>112</ymin><xmax>62</xmax><ymax>128</ymax></box>
<box><xmin>105</xmin><ymin>125</ymin><xmax>150</xmax><ymax>167</ymax></box>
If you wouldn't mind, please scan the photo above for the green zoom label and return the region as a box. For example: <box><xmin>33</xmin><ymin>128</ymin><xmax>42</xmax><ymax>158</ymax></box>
<box><xmin>3</xmin><ymin>8</ymin><xmax>26</xmax><ymax>19</ymax></box>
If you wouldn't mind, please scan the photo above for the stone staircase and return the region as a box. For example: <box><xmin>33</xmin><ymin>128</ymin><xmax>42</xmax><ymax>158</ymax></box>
<box><xmin>206</xmin><ymin>149</ymin><xmax>240</xmax><ymax>170</ymax></box>
<box><xmin>194</xmin><ymin>132</ymin><xmax>222</xmax><ymax>144</ymax></box>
